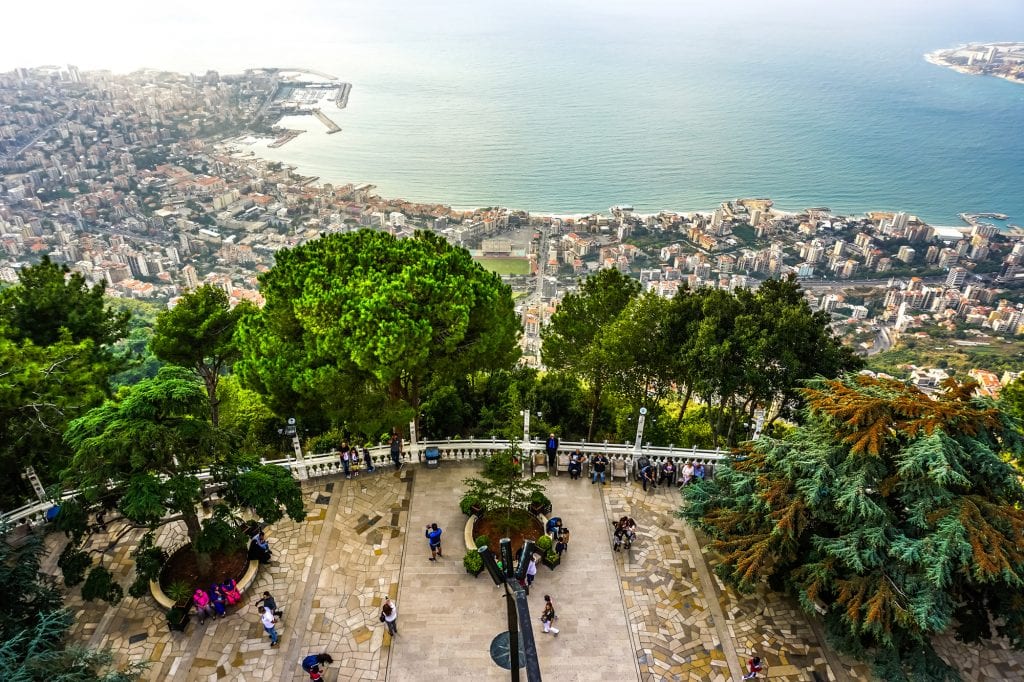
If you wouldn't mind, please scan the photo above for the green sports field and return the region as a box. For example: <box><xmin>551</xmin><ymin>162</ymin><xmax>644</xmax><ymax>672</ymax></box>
<box><xmin>475</xmin><ymin>257</ymin><xmax>531</xmax><ymax>275</ymax></box>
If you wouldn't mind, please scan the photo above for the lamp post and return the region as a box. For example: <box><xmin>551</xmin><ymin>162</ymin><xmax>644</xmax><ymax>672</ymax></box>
<box><xmin>633</xmin><ymin>407</ymin><xmax>648</xmax><ymax>454</ymax></box>
<box><xmin>279</xmin><ymin>417</ymin><xmax>307</xmax><ymax>480</ymax></box>
<box><xmin>480</xmin><ymin>539</ymin><xmax>542</xmax><ymax>682</ymax></box>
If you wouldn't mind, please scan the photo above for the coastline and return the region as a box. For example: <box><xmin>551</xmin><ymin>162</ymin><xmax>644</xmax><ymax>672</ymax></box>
<box><xmin>221</xmin><ymin>135</ymin><xmax>1011</xmax><ymax>228</ymax></box>
<box><xmin>924</xmin><ymin>43</ymin><xmax>1024</xmax><ymax>86</ymax></box>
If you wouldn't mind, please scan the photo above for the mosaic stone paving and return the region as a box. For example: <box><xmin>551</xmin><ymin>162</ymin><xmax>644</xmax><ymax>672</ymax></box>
<box><xmin>37</xmin><ymin>463</ymin><xmax>1024</xmax><ymax>681</ymax></box>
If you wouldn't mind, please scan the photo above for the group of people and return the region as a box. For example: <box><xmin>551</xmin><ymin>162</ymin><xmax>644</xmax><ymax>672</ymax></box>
<box><xmin>338</xmin><ymin>439</ymin><xmax>375</xmax><ymax>479</ymax></box>
<box><xmin>337</xmin><ymin>432</ymin><xmax>406</xmax><ymax>479</ymax></box>
<box><xmin>191</xmin><ymin>577</ymin><xmax>243</xmax><ymax>624</ymax></box>
<box><xmin>546</xmin><ymin>517</ymin><xmax>571</xmax><ymax>558</ymax></box>
<box><xmin>612</xmin><ymin>515</ymin><xmax>637</xmax><ymax>551</ymax></box>
<box><xmin>636</xmin><ymin>457</ymin><xmax>706</xmax><ymax>490</ymax></box>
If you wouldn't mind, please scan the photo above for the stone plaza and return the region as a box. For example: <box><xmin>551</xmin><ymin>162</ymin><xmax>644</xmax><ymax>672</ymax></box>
<box><xmin>44</xmin><ymin>461</ymin><xmax>1024</xmax><ymax>681</ymax></box>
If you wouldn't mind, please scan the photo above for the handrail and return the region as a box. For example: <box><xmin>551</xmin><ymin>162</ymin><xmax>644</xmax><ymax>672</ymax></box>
<box><xmin>0</xmin><ymin>439</ymin><xmax>730</xmax><ymax>529</ymax></box>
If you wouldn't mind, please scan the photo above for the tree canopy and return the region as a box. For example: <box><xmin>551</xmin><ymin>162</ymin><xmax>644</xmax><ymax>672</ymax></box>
<box><xmin>681</xmin><ymin>374</ymin><xmax>1024</xmax><ymax>680</ymax></box>
<box><xmin>150</xmin><ymin>284</ymin><xmax>247</xmax><ymax>425</ymax></box>
<box><xmin>0</xmin><ymin>335</ymin><xmax>109</xmax><ymax>507</ymax></box>
<box><xmin>0</xmin><ymin>256</ymin><xmax>129</xmax><ymax>350</ymax></box>
<box><xmin>0</xmin><ymin>530</ymin><xmax>145</xmax><ymax>681</ymax></box>
<box><xmin>236</xmin><ymin>230</ymin><xmax>520</xmax><ymax>432</ymax></box>
<box><xmin>541</xmin><ymin>267</ymin><xmax>641</xmax><ymax>439</ymax></box>
<box><xmin>61</xmin><ymin>366</ymin><xmax>305</xmax><ymax>572</ymax></box>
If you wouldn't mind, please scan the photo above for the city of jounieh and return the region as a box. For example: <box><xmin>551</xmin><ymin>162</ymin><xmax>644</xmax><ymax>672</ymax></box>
<box><xmin>2</xmin><ymin>2</ymin><xmax>1024</xmax><ymax>682</ymax></box>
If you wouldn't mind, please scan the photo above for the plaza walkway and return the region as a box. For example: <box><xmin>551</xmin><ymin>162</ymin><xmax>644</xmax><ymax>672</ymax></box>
<box><xmin>45</xmin><ymin>460</ymin><xmax>1024</xmax><ymax>681</ymax></box>
<box><xmin>388</xmin><ymin>463</ymin><xmax>639</xmax><ymax>681</ymax></box>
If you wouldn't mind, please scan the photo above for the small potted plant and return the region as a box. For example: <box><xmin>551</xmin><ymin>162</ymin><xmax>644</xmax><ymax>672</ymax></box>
<box><xmin>165</xmin><ymin>580</ymin><xmax>194</xmax><ymax>632</ymax></box>
<box><xmin>535</xmin><ymin>534</ymin><xmax>553</xmax><ymax>555</ymax></box>
<box><xmin>543</xmin><ymin>549</ymin><xmax>561</xmax><ymax>570</ymax></box>
<box><xmin>528</xmin><ymin>491</ymin><xmax>552</xmax><ymax>516</ymax></box>
<box><xmin>475</xmin><ymin>535</ymin><xmax>490</xmax><ymax>549</ymax></box>
<box><xmin>463</xmin><ymin>549</ymin><xmax>484</xmax><ymax>577</ymax></box>
<box><xmin>460</xmin><ymin>494</ymin><xmax>484</xmax><ymax>517</ymax></box>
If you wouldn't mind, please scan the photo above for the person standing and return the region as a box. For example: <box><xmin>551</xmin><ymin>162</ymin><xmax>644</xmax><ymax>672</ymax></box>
<box><xmin>381</xmin><ymin>597</ymin><xmax>398</xmax><ymax>636</ymax></box>
<box><xmin>525</xmin><ymin>555</ymin><xmax>538</xmax><ymax>594</ymax></box>
<box><xmin>591</xmin><ymin>453</ymin><xmax>608</xmax><ymax>485</ymax></box>
<box><xmin>540</xmin><ymin>594</ymin><xmax>559</xmax><ymax>635</ymax></box>
<box><xmin>426</xmin><ymin>523</ymin><xmax>443</xmax><ymax>560</ymax></box>
<box><xmin>340</xmin><ymin>439</ymin><xmax>352</xmax><ymax>479</ymax></box>
<box><xmin>640</xmin><ymin>462</ymin><xmax>657</xmax><ymax>491</ymax></box>
<box><xmin>390</xmin><ymin>433</ymin><xmax>403</xmax><ymax>469</ymax></box>
<box><xmin>260</xmin><ymin>605</ymin><xmax>279</xmax><ymax>647</ymax></box>
<box><xmin>545</xmin><ymin>433</ymin><xmax>559</xmax><ymax>471</ymax></box>
<box><xmin>255</xmin><ymin>591</ymin><xmax>283</xmax><ymax>618</ymax></box>
<box><xmin>362</xmin><ymin>444</ymin><xmax>375</xmax><ymax>473</ymax></box>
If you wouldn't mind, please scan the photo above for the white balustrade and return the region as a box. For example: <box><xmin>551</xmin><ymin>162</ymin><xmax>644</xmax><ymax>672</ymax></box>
<box><xmin>0</xmin><ymin>439</ymin><xmax>729</xmax><ymax>529</ymax></box>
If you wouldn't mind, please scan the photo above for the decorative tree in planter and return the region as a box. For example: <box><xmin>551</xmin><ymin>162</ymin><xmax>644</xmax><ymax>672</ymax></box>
<box><xmin>462</xmin><ymin>441</ymin><xmax>546</xmax><ymax>538</ymax></box>
<box><xmin>60</xmin><ymin>366</ymin><xmax>307</xmax><ymax>594</ymax></box>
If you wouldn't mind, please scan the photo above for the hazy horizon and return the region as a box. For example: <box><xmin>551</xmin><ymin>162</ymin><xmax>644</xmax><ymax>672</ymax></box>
<box><xmin>4</xmin><ymin>0</ymin><xmax>1023</xmax><ymax>222</ymax></box>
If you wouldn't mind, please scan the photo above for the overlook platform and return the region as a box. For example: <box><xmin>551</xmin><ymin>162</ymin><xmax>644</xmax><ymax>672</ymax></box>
<box><xmin>40</xmin><ymin>460</ymin><xmax>1024</xmax><ymax>681</ymax></box>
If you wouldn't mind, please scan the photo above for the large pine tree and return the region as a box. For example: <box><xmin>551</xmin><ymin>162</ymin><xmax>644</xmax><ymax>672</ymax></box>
<box><xmin>681</xmin><ymin>374</ymin><xmax>1024</xmax><ymax>681</ymax></box>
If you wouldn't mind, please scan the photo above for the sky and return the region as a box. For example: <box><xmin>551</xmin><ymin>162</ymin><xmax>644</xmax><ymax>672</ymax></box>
<box><xmin>2</xmin><ymin>0</ymin><xmax>1021</xmax><ymax>74</ymax></box>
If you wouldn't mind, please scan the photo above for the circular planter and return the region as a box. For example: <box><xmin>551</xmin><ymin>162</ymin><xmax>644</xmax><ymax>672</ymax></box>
<box><xmin>150</xmin><ymin>543</ymin><xmax>257</xmax><ymax>609</ymax></box>
<box><xmin>464</xmin><ymin>511</ymin><xmax>548</xmax><ymax>551</ymax></box>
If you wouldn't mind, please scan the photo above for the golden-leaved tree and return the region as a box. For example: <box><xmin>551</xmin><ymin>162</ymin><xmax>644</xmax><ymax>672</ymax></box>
<box><xmin>681</xmin><ymin>374</ymin><xmax>1024</xmax><ymax>681</ymax></box>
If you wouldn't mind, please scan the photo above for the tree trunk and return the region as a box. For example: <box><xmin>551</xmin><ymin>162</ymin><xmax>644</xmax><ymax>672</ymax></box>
<box><xmin>182</xmin><ymin>508</ymin><xmax>212</xmax><ymax>575</ymax></box>
<box><xmin>586</xmin><ymin>378</ymin><xmax>603</xmax><ymax>442</ymax></box>
<box><xmin>198</xmin><ymin>365</ymin><xmax>221</xmax><ymax>427</ymax></box>
<box><xmin>674</xmin><ymin>384</ymin><xmax>693</xmax><ymax>427</ymax></box>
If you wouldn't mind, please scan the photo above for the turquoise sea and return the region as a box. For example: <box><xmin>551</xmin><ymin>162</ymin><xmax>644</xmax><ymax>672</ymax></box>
<box><xmin>4</xmin><ymin>1</ymin><xmax>1023</xmax><ymax>224</ymax></box>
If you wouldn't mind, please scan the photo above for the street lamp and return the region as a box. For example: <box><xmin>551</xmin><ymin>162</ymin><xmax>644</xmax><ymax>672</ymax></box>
<box><xmin>633</xmin><ymin>407</ymin><xmax>648</xmax><ymax>454</ymax></box>
<box><xmin>278</xmin><ymin>417</ymin><xmax>308</xmax><ymax>480</ymax></box>
<box><xmin>479</xmin><ymin>539</ymin><xmax>542</xmax><ymax>682</ymax></box>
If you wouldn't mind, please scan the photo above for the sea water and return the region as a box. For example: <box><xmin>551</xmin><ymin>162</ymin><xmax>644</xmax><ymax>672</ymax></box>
<box><xmin>4</xmin><ymin>0</ymin><xmax>1022</xmax><ymax>224</ymax></box>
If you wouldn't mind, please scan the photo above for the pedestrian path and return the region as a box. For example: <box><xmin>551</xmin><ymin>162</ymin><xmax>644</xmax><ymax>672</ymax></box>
<box><xmin>388</xmin><ymin>463</ymin><xmax>639</xmax><ymax>681</ymax></box>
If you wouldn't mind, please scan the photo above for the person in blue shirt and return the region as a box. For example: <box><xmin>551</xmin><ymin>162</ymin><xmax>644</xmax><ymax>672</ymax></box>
<box><xmin>546</xmin><ymin>516</ymin><xmax>563</xmax><ymax>539</ymax></box>
<box><xmin>426</xmin><ymin>523</ymin><xmax>443</xmax><ymax>561</ymax></box>
<box><xmin>545</xmin><ymin>433</ymin><xmax>559</xmax><ymax>470</ymax></box>
<box><xmin>301</xmin><ymin>653</ymin><xmax>334</xmax><ymax>674</ymax></box>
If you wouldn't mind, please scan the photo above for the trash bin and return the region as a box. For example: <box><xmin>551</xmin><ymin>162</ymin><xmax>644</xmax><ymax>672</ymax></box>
<box><xmin>424</xmin><ymin>447</ymin><xmax>441</xmax><ymax>469</ymax></box>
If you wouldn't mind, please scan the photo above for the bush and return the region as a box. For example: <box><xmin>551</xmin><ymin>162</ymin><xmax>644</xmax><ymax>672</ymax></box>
<box><xmin>460</xmin><ymin>494</ymin><xmax>482</xmax><ymax>516</ymax></box>
<box><xmin>129</xmin><ymin>532</ymin><xmax>167</xmax><ymax>598</ymax></box>
<box><xmin>529</xmin><ymin>491</ymin><xmax>552</xmax><ymax>514</ymax></box>
<box><xmin>535</xmin><ymin>535</ymin><xmax>553</xmax><ymax>553</ymax></box>
<box><xmin>463</xmin><ymin>549</ymin><xmax>484</xmax><ymax>574</ymax></box>
<box><xmin>57</xmin><ymin>544</ymin><xmax>91</xmax><ymax>587</ymax></box>
<box><xmin>165</xmin><ymin>580</ymin><xmax>192</xmax><ymax>603</ymax></box>
<box><xmin>81</xmin><ymin>566</ymin><xmax>124</xmax><ymax>604</ymax></box>
<box><xmin>474</xmin><ymin>535</ymin><xmax>490</xmax><ymax>548</ymax></box>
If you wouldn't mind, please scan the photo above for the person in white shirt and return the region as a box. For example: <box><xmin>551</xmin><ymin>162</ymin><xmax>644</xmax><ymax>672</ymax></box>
<box><xmin>260</xmin><ymin>606</ymin><xmax>279</xmax><ymax>646</ymax></box>
<box><xmin>381</xmin><ymin>597</ymin><xmax>398</xmax><ymax>635</ymax></box>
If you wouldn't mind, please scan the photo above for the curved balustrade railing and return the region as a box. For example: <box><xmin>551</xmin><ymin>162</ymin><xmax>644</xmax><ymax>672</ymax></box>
<box><xmin>0</xmin><ymin>439</ymin><xmax>730</xmax><ymax>529</ymax></box>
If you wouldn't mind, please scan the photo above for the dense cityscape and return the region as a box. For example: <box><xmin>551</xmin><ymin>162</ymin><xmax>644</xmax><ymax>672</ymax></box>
<box><xmin>3</xmin><ymin>65</ymin><xmax>1024</xmax><ymax>393</ymax></box>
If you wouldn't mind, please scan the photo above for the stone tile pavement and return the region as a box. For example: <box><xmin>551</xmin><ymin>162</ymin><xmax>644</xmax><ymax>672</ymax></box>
<box><xmin>388</xmin><ymin>463</ymin><xmax>639</xmax><ymax>681</ymax></box>
<box><xmin>43</xmin><ymin>461</ymin><xmax>1024</xmax><ymax>682</ymax></box>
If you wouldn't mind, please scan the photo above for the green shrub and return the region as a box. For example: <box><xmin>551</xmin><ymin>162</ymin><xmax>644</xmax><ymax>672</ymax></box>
<box><xmin>463</xmin><ymin>549</ymin><xmax>484</xmax><ymax>574</ymax></box>
<box><xmin>529</xmin><ymin>491</ymin><xmax>552</xmax><ymax>513</ymax></box>
<box><xmin>535</xmin><ymin>535</ymin><xmax>553</xmax><ymax>553</ymax></box>
<box><xmin>165</xmin><ymin>580</ymin><xmax>192</xmax><ymax>603</ymax></box>
<box><xmin>474</xmin><ymin>535</ymin><xmax>490</xmax><ymax>548</ymax></box>
<box><xmin>57</xmin><ymin>544</ymin><xmax>91</xmax><ymax>587</ymax></box>
<box><xmin>460</xmin><ymin>494</ymin><xmax>483</xmax><ymax>516</ymax></box>
<box><xmin>81</xmin><ymin>565</ymin><xmax>124</xmax><ymax>604</ymax></box>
